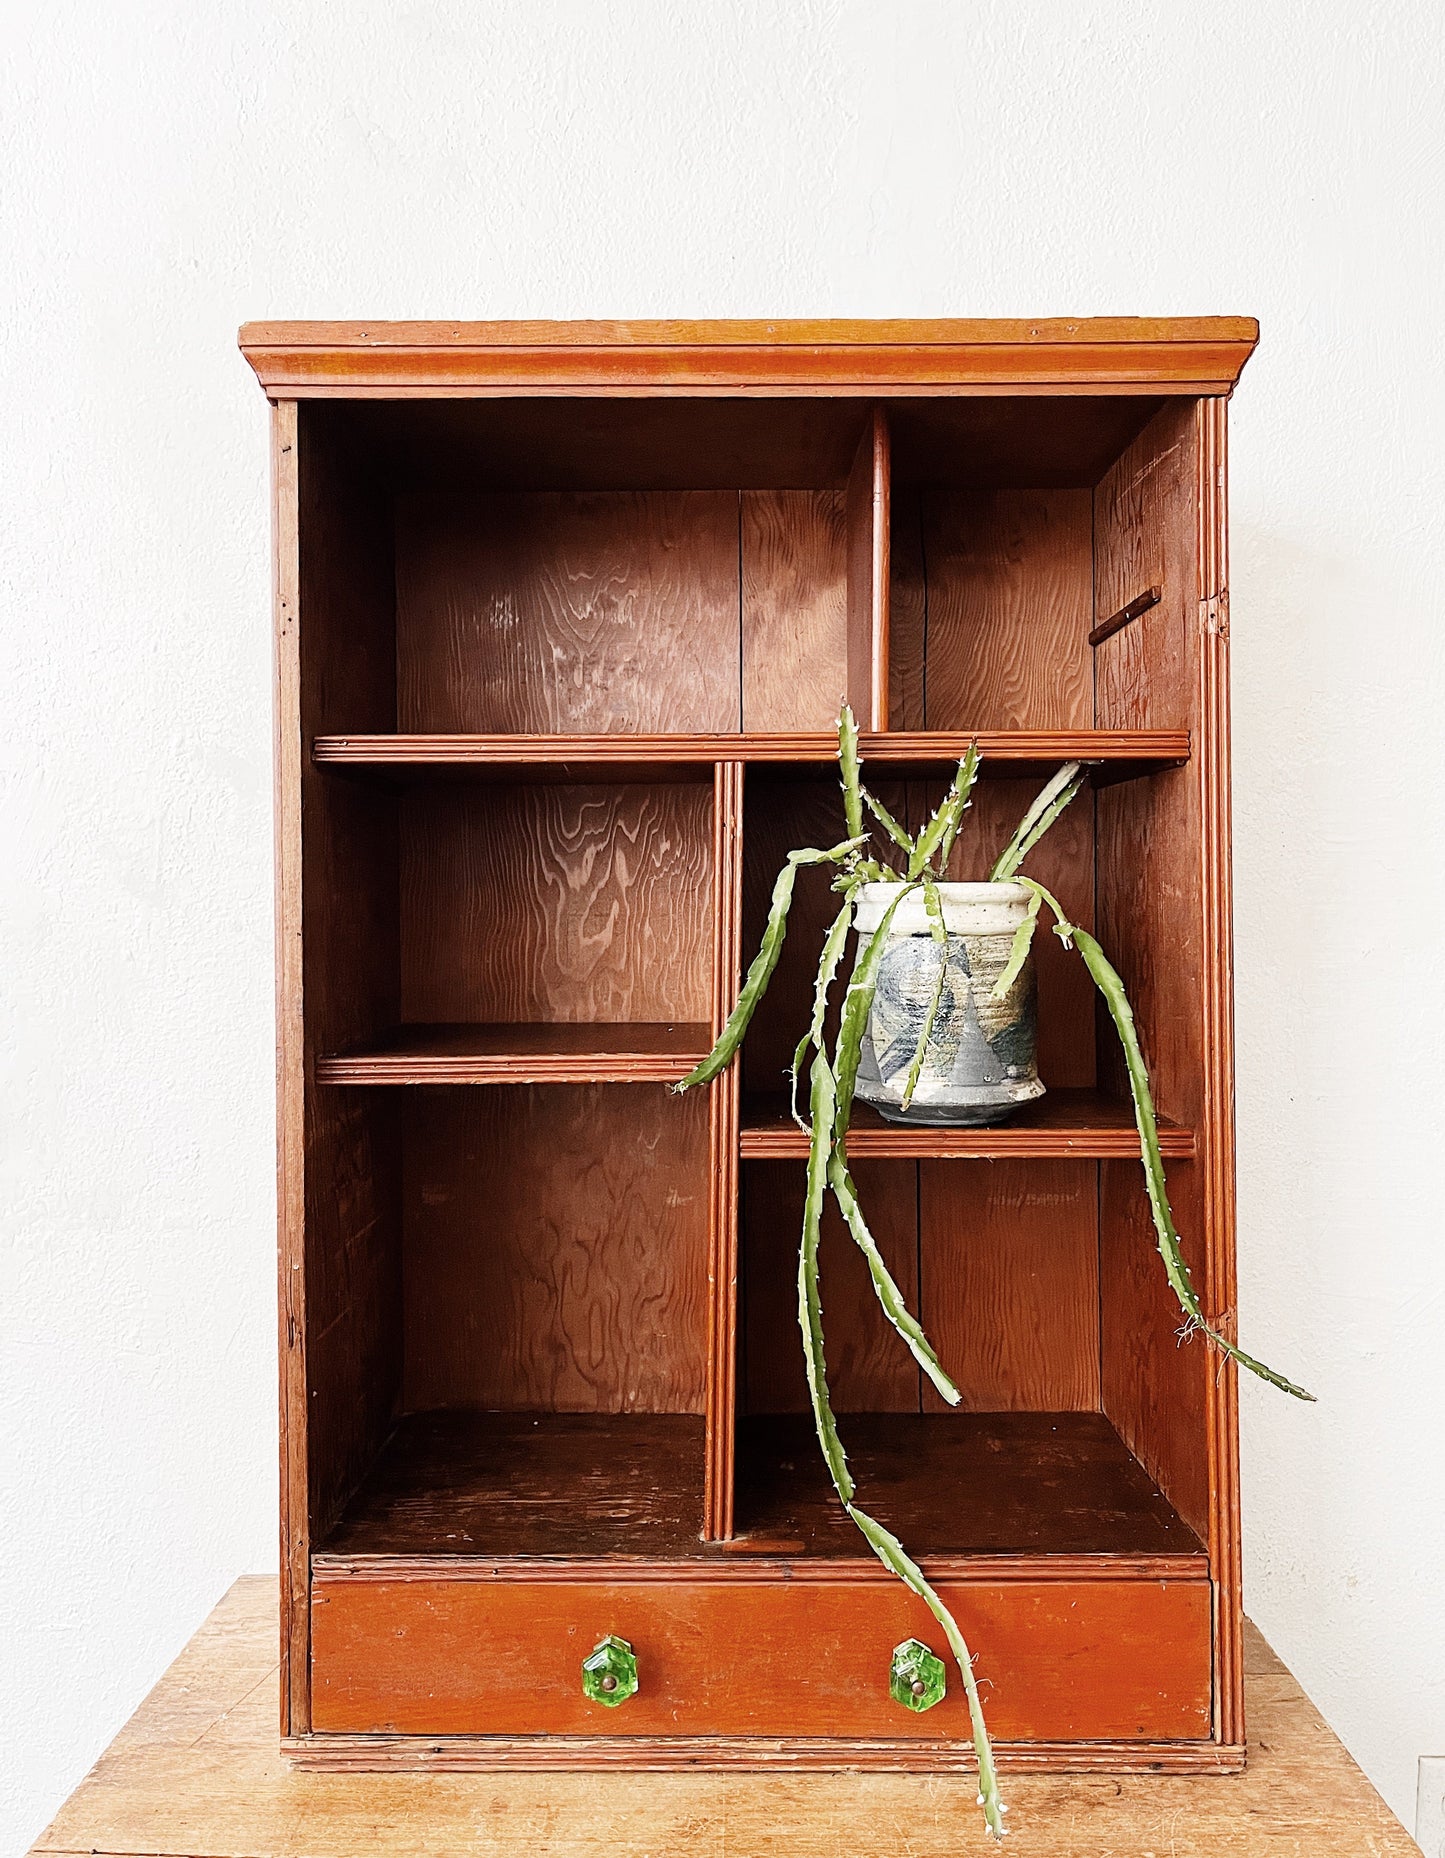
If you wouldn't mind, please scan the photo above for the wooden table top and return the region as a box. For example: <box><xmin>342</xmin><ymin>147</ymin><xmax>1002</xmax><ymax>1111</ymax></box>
<box><xmin>31</xmin><ymin>1575</ymin><xmax>1413</xmax><ymax>1857</ymax></box>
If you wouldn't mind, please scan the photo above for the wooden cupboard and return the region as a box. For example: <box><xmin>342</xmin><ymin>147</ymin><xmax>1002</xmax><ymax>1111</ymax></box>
<box><xmin>240</xmin><ymin>318</ymin><xmax>1255</xmax><ymax>1771</ymax></box>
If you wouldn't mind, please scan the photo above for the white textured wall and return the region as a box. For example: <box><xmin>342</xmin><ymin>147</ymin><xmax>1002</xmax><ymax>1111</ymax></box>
<box><xmin>4</xmin><ymin>3</ymin><xmax>1441</xmax><ymax>1849</ymax></box>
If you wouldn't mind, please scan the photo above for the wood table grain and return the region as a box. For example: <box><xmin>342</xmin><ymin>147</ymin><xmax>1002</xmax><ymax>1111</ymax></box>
<box><xmin>31</xmin><ymin>1575</ymin><xmax>1414</xmax><ymax>1857</ymax></box>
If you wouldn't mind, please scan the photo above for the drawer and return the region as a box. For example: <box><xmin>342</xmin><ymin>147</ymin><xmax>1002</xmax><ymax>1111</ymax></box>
<box><xmin>310</xmin><ymin>1567</ymin><xmax>1212</xmax><ymax>1742</ymax></box>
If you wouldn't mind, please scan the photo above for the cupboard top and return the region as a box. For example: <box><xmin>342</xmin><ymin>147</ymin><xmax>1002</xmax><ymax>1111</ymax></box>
<box><xmin>238</xmin><ymin>317</ymin><xmax>1258</xmax><ymax>398</ymax></box>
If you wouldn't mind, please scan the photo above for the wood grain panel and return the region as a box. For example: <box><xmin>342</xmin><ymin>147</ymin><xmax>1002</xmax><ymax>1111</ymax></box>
<box><xmin>742</xmin><ymin>1159</ymin><xmax>920</xmax><ymax>1415</ymax></box>
<box><xmin>322</xmin><ymin>1413</ymin><xmax>705</xmax><ymax>1558</ymax></box>
<box><xmin>919</xmin><ymin>1162</ymin><xmax>1099</xmax><ymax>1413</ymax></box>
<box><xmin>400</xmin><ymin>782</ymin><xmax>712</xmax><ymax>1024</ymax></box>
<box><xmin>1093</xmin><ymin>400</ymin><xmax>1212</xmax><ymax>1540</ymax></box>
<box><xmin>310</xmin><ymin>1569</ymin><xmax>1212</xmax><ymax>1741</ymax></box>
<box><xmin>921</xmin><ymin>490</ymin><xmax>1094</xmax><ymax>730</ymax></box>
<box><xmin>291</xmin><ymin>403</ymin><xmax>404</xmax><ymax>1627</ymax></box>
<box><xmin>740</xmin><ymin>491</ymin><xmax>848</xmax><ymax>730</ymax></box>
<box><xmin>846</xmin><ymin>408</ymin><xmax>889</xmax><ymax>727</ymax></box>
<box><xmin>1099</xmin><ymin>1160</ymin><xmax>1210</xmax><ymax>1538</ymax></box>
<box><xmin>887</xmin><ymin>487</ymin><xmax>927</xmax><ymax>729</ymax></box>
<box><xmin>395</xmin><ymin>491</ymin><xmax>741</xmax><ymax>733</ymax></box>
<box><xmin>402</xmin><ymin>1086</ymin><xmax>709</xmax><ymax>1415</ymax></box>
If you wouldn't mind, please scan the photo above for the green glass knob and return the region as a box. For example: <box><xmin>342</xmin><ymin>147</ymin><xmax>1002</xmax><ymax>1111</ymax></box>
<box><xmin>581</xmin><ymin>1634</ymin><xmax>638</xmax><ymax>1707</ymax></box>
<box><xmin>890</xmin><ymin>1637</ymin><xmax>946</xmax><ymax>1712</ymax></box>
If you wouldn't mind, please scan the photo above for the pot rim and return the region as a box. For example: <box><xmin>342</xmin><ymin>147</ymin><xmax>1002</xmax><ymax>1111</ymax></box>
<box><xmin>856</xmin><ymin>879</ymin><xmax>1032</xmax><ymax>902</ymax></box>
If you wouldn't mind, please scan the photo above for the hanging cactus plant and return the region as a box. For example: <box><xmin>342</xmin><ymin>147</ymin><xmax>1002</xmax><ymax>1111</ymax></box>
<box><xmin>675</xmin><ymin>704</ymin><xmax>1312</xmax><ymax>1841</ymax></box>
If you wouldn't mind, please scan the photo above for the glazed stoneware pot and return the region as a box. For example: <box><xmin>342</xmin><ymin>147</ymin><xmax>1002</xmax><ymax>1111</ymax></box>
<box><xmin>852</xmin><ymin>881</ymin><xmax>1045</xmax><ymax>1126</ymax></box>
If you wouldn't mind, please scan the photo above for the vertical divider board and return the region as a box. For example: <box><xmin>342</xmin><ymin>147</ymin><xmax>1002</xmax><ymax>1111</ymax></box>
<box><xmin>846</xmin><ymin>406</ymin><xmax>890</xmax><ymax>729</ymax></box>
<box><xmin>704</xmin><ymin>761</ymin><xmax>746</xmax><ymax>1539</ymax></box>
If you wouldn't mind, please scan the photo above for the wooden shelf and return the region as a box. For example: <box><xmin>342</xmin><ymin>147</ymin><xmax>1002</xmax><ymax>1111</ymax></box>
<box><xmin>316</xmin><ymin>1022</ymin><xmax>710</xmax><ymax>1085</ymax></box>
<box><xmin>313</xmin><ymin>729</ymin><xmax>1190</xmax><ymax>784</ymax></box>
<box><xmin>740</xmin><ymin>1088</ymin><xmax>1194</xmax><ymax>1159</ymax></box>
<box><xmin>314</xmin><ymin>1409</ymin><xmax>1203</xmax><ymax>1567</ymax></box>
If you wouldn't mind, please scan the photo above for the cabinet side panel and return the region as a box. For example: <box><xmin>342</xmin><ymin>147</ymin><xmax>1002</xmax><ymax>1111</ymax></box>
<box><xmin>295</xmin><ymin>408</ymin><xmax>405</xmax><ymax>1561</ymax></box>
<box><xmin>395</xmin><ymin>491</ymin><xmax>741</xmax><ymax>733</ymax></box>
<box><xmin>273</xmin><ymin>401</ymin><xmax>307</xmax><ymax>1735</ymax></box>
<box><xmin>402</xmin><ymin>1085</ymin><xmax>709</xmax><ymax>1414</ymax></box>
<box><xmin>1094</xmin><ymin>399</ymin><xmax>1214</xmax><ymax>1543</ymax></box>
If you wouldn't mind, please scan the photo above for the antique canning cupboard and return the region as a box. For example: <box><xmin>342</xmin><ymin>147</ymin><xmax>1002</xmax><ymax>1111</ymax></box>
<box><xmin>240</xmin><ymin>318</ymin><xmax>1254</xmax><ymax>1771</ymax></box>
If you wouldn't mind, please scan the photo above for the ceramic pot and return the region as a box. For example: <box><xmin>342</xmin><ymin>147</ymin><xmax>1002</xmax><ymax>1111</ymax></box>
<box><xmin>851</xmin><ymin>881</ymin><xmax>1045</xmax><ymax>1126</ymax></box>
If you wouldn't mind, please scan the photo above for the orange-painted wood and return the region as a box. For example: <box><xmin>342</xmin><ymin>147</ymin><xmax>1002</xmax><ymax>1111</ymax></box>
<box><xmin>254</xmin><ymin>322</ymin><xmax>1254</xmax><ymax>1770</ymax></box>
<box><xmin>239</xmin><ymin>317</ymin><xmax>1258</xmax><ymax>397</ymax></box>
<box><xmin>309</xmin><ymin>1569</ymin><xmax>1212</xmax><ymax>1741</ymax></box>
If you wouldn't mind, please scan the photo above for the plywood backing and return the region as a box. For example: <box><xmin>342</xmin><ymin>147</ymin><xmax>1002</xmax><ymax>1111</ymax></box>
<box><xmin>395</xmin><ymin>491</ymin><xmax>742</xmax><ymax>733</ymax></box>
<box><xmin>888</xmin><ymin>488</ymin><xmax>1094</xmax><ymax>732</ymax></box>
<box><xmin>739</xmin><ymin>491</ymin><xmax>849</xmax><ymax>730</ymax></box>
<box><xmin>399</xmin><ymin>782</ymin><xmax>713</xmax><ymax>1024</ymax></box>
<box><xmin>402</xmin><ymin>1085</ymin><xmax>709</xmax><ymax>1414</ymax></box>
<box><xmin>919</xmin><ymin>1161</ymin><xmax>1100</xmax><ymax>1413</ymax></box>
<box><xmin>742</xmin><ymin>1159</ymin><xmax>921</xmax><ymax>1415</ymax></box>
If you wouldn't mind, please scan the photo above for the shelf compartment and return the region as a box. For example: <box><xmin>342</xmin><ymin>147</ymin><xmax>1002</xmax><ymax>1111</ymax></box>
<box><xmin>733</xmin><ymin>1411</ymin><xmax>1205</xmax><ymax>1560</ymax></box>
<box><xmin>315</xmin><ymin>1409</ymin><xmax>1202</xmax><ymax>1566</ymax></box>
<box><xmin>740</xmin><ymin>1088</ymin><xmax>1193</xmax><ymax>1159</ymax></box>
<box><xmin>317</xmin><ymin>1022</ymin><xmax>711</xmax><ymax>1085</ymax></box>
<box><xmin>320</xmin><ymin>1413</ymin><xmax>706</xmax><ymax>1560</ymax></box>
<box><xmin>314</xmin><ymin>729</ymin><xmax>1190</xmax><ymax>784</ymax></box>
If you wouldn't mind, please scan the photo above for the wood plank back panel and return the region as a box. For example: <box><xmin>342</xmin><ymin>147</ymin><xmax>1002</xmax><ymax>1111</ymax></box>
<box><xmin>402</xmin><ymin>1085</ymin><xmax>709</xmax><ymax>1415</ymax></box>
<box><xmin>919</xmin><ymin>1161</ymin><xmax>1100</xmax><ymax>1413</ymax></box>
<box><xmin>742</xmin><ymin>1159</ymin><xmax>921</xmax><ymax>1415</ymax></box>
<box><xmin>918</xmin><ymin>490</ymin><xmax>1094</xmax><ymax>731</ymax></box>
<box><xmin>740</xmin><ymin>492</ymin><xmax>848</xmax><ymax>730</ymax></box>
<box><xmin>1093</xmin><ymin>399</ymin><xmax>1212</xmax><ymax>1542</ymax></box>
<box><xmin>395</xmin><ymin>491</ymin><xmax>742</xmax><ymax>733</ymax></box>
<box><xmin>310</xmin><ymin>1570</ymin><xmax>1212</xmax><ymax>1741</ymax></box>
<box><xmin>400</xmin><ymin>783</ymin><xmax>713</xmax><ymax>1024</ymax></box>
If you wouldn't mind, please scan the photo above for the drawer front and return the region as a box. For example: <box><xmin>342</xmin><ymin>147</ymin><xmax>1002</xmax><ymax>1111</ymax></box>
<box><xmin>311</xmin><ymin>1571</ymin><xmax>1212</xmax><ymax>1741</ymax></box>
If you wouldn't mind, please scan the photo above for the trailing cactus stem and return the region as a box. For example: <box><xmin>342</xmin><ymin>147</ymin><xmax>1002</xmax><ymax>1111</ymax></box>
<box><xmin>789</xmin><ymin>895</ymin><xmax>857</xmax><ymax>1130</ymax></box>
<box><xmin>991</xmin><ymin>885</ymin><xmax>1042</xmax><ymax>1001</ymax></box>
<box><xmin>838</xmin><ymin>702</ymin><xmax>864</xmax><ymax>843</ymax></box>
<box><xmin>849</xmin><ymin>1505</ymin><xmax>1006</xmax><ymax>1838</ymax></box>
<box><xmin>862</xmin><ymin>785</ymin><xmax>914</xmax><ymax>857</ymax></box>
<box><xmin>827</xmin><ymin>1153</ymin><xmax>960</xmax><ymax>1403</ymax></box>
<box><xmin>798</xmin><ymin>1052</ymin><xmax>853</xmax><ymax>1502</ymax></box>
<box><xmin>832</xmin><ymin>882</ymin><xmax>919</xmax><ymax>1136</ymax></box>
<box><xmin>937</xmin><ymin>742</ymin><xmax>981</xmax><ymax>869</ymax></box>
<box><xmin>1014</xmin><ymin>878</ymin><xmax>1314</xmax><ymax>1404</ymax></box>
<box><xmin>676</xmin><ymin>837</ymin><xmax>864</xmax><ymax>1092</ymax></box>
<box><xmin>910</xmin><ymin>746</ymin><xmax>980</xmax><ymax>879</ymax></box>
<box><xmin>988</xmin><ymin>761</ymin><xmax>1085</xmax><ymax>881</ymax></box>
